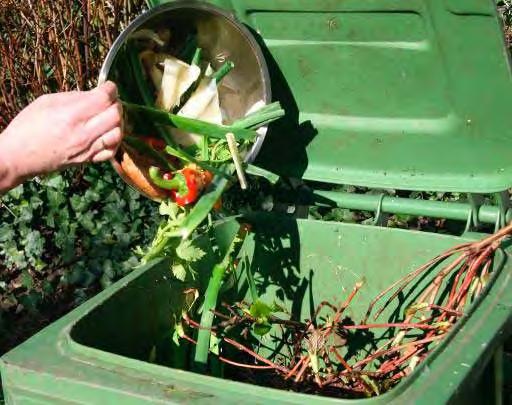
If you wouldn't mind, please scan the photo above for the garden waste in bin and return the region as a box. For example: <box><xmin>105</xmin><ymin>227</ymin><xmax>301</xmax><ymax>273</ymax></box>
<box><xmin>2</xmin><ymin>0</ymin><xmax>512</xmax><ymax>404</ymax></box>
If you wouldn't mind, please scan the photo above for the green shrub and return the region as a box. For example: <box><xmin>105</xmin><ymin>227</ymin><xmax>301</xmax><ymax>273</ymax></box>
<box><xmin>0</xmin><ymin>165</ymin><xmax>158</xmax><ymax>350</ymax></box>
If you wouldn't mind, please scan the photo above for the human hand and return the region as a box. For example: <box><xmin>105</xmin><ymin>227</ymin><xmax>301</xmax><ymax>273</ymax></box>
<box><xmin>0</xmin><ymin>81</ymin><xmax>123</xmax><ymax>190</ymax></box>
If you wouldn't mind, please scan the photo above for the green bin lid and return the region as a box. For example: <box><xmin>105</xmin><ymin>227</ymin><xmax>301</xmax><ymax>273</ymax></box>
<box><xmin>246</xmin><ymin>0</ymin><xmax>512</xmax><ymax>193</ymax></box>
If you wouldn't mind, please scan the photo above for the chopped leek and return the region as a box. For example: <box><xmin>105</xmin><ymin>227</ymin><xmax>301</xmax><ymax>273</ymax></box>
<box><xmin>156</xmin><ymin>56</ymin><xmax>201</xmax><ymax>111</ymax></box>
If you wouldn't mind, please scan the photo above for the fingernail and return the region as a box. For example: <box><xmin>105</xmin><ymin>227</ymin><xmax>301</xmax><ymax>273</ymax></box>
<box><xmin>99</xmin><ymin>81</ymin><xmax>118</xmax><ymax>98</ymax></box>
<box><xmin>92</xmin><ymin>149</ymin><xmax>115</xmax><ymax>163</ymax></box>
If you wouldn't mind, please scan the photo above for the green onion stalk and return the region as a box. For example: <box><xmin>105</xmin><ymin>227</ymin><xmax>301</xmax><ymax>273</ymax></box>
<box><xmin>126</xmin><ymin>43</ymin><xmax>176</xmax><ymax>147</ymax></box>
<box><xmin>193</xmin><ymin>224</ymin><xmax>250</xmax><ymax>370</ymax></box>
<box><xmin>138</xmin><ymin>102</ymin><xmax>285</xmax><ymax>263</ymax></box>
<box><xmin>122</xmin><ymin>102</ymin><xmax>257</xmax><ymax>142</ymax></box>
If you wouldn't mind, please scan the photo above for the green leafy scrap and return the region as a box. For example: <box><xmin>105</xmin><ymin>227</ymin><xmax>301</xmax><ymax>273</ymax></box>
<box><xmin>248</xmin><ymin>300</ymin><xmax>275</xmax><ymax>336</ymax></box>
<box><xmin>176</xmin><ymin>240</ymin><xmax>205</xmax><ymax>262</ymax></box>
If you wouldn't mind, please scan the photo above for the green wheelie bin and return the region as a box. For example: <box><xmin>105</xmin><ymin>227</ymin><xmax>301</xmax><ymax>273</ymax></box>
<box><xmin>2</xmin><ymin>0</ymin><xmax>512</xmax><ymax>403</ymax></box>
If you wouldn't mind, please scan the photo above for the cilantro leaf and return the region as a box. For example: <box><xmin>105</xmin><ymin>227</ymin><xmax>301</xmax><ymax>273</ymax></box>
<box><xmin>171</xmin><ymin>263</ymin><xmax>187</xmax><ymax>281</ymax></box>
<box><xmin>176</xmin><ymin>240</ymin><xmax>205</xmax><ymax>262</ymax></box>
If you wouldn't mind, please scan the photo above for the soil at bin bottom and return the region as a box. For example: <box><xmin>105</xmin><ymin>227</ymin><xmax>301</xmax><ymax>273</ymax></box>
<box><xmin>223</xmin><ymin>356</ymin><xmax>384</xmax><ymax>399</ymax></box>
<box><xmin>177</xmin><ymin>324</ymin><xmax>395</xmax><ymax>399</ymax></box>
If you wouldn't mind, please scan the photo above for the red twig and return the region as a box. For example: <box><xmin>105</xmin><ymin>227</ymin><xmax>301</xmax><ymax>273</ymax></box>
<box><xmin>223</xmin><ymin>337</ymin><xmax>289</xmax><ymax>374</ymax></box>
<box><xmin>340</xmin><ymin>322</ymin><xmax>438</xmax><ymax>331</ymax></box>
<box><xmin>427</xmin><ymin>304</ymin><xmax>464</xmax><ymax>317</ymax></box>
<box><xmin>218</xmin><ymin>356</ymin><xmax>274</xmax><ymax>370</ymax></box>
<box><xmin>294</xmin><ymin>357</ymin><xmax>310</xmax><ymax>383</ymax></box>
<box><xmin>285</xmin><ymin>355</ymin><xmax>306</xmax><ymax>380</ymax></box>
<box><xmin>323</xmin><ymin>282</ymin><xmax>364</xmax><ymax>339</ymax></box>
<box><xmin>349</xmin><ymin>334</ymin><xmax>444</xmax><ymax>372</ymax></box>
<box><xmin>363</xmin><ymin>243</ymin><xmax>470</xmax><ymax>323</ymax></box>
<box><xmin>330</xmin><ymin>347</ymin><xmax>352</xmax><ymax>372</ymax></box>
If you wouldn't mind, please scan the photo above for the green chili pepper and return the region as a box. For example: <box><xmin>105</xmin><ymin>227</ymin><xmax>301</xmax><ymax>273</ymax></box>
<box><xmin>148</xmin><ymin>167</ymin><xmax>187</xmax><ymax>192</ymax></box>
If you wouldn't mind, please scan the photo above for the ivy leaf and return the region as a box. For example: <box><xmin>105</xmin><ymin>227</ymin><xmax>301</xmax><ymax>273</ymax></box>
<box><xmin>19</xmin><ymin>271</ymin><xmax>34</xmax><ymax>290</ymax></box>
<box><xmin>100</xmin><ymin>273</ymin><xmax>114</xmax><ymax>289</ymax></box>
<box><xmin>7</xmin><ymin>184</ymin><xmax>24</xmax><ymax>200</ymax></box>
<box><xmin>47</xmin><ymin>189</ymin><xmax>65</xmax><ymax>210</ymax></box>
<box><xmin>176</xmin><ymin>240</ymin><xmax>205</xmax><ymax>262</ymax></box>
<box><xmin>4</xmin><ymin>245</ymin><xmax>27</xmax><ymax>269</ymax></box>
<box><xmin>0</xmin><ymin>224</ymin><xmax>15</xmax><ymax>243</ymax></box>
<box><xmin>42</xmin><ymin>174</ymin><xmax>66</xmax><ymax>190</ymax></box>
<box><xmin>79</xmin><ymin>211</ymin><xmax>96</xmax><ymax>233</ymax></box>
<box><xmin>18</xmin><ymin>201</ymin><xmax>34</xmax><ymax>222</ymax></box>
<box><xmin>70</xmin><ymin>194</ymin><xmax>89</xmax><ymax>212</ymax></box>
<box><xmin>29</xmin><ymin>195</ymin><xmax>43</xmax><ymax>210</ymax></box>
<box><xmin>18</xmin><ymin>291</ymin><xmax>42</xmax><ymax>314</ymax></box>
<box><xmin>24</xmin><ymin>230</ymin><xmax>44</xmax><ymax>258</ymax></box>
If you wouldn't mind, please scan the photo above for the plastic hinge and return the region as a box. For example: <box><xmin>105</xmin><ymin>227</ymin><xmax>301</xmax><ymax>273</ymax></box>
<box><xmin>495</xmin><ymin>192</ymin><xmax>510</xmax><ymax>232</ymax></box>
<box><xmin>372</xmin><ymin>194</ymin><xmax>386</xmax><ymax>226</ymax></box>
<box><xmin>445</xmin><ymin>0</ymin><xmax>495</xmax><ymax>16</ymax></box>
<box><xmin>466</xmin><ymin>193</ymin><xmax>484</xmax><ymax>232</ymax></box>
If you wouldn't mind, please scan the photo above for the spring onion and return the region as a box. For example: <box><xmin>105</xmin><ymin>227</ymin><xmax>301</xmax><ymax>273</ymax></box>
<box><xmin>232</xmin><ymin>102</ymin><xmax>286</xmax><ymax>130</ymax></box>
<box><xmin>226</xmin><ymin>133</ymin><xmax>247</xmax><ymax>190</ymax></box>
<box><xmin>121</xmin><ymin>102</ymin><xmax>257</xmax><ymax>141</ymax></box>
<box><xmin>194</xmin><ymin>224</ymin><xmax>249</xmax><ymax>370</ymax></box>
<box><xmin>127</xmin><ymin>45</ymin><xmax>176</xmax><ymax>147</ymax></box>
<box><xmin>191</xmin><ymin>48</ymin><xmax>202</xmax><ymax>66</ymax></box>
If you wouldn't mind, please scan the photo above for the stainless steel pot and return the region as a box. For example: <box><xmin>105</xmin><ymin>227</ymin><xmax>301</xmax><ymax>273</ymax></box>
<box><xmin>98</xmin><ymin>0</ymin><xmax>271</xmax><ymax>200</ymax></box>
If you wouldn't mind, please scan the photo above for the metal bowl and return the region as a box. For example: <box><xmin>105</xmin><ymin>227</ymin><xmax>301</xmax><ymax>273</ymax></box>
<box><xmin>98</xmin><ymin>0</ymin><xmax>271</xmax><ymax>200</ymax></box>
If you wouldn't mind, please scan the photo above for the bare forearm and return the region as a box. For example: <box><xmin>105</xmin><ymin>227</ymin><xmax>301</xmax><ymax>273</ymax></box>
<box><xmin>0</xmin><ymin>130</ymin><xmax>21</xmax><ymax>193</ymax></box>
<box><xmin>0</xmin><ymin>82</ymin><xmax>122</xmax><ymax>194</ymax></box>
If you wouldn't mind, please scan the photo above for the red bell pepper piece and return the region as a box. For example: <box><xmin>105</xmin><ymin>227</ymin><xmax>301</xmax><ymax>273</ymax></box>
<box><xmin>149</xmin><ymin>166</ymin><xmax>213</xmax><ymax>206</ymax></box>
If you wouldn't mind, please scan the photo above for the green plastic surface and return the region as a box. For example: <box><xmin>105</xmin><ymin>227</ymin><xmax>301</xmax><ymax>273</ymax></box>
<box><xmin>1</xmin><ymin>214</ymin><xmax>511</xmax><ymax>404</ymax></box>
<box><xmin>237</xmin><ymin>0</ymin><xmax>512</xmax><ymax>192</ymax></box>
<box><xmin>2</xmin><ymin>1</ymin><xmax>512</xmax><ymax>404</ymax></box>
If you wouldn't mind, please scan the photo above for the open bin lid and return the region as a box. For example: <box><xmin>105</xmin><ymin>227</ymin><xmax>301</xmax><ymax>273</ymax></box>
<box><xmin>238</xmin><ymin>0</ymin><xmax>512</xmax><ymax>193</ymax></box>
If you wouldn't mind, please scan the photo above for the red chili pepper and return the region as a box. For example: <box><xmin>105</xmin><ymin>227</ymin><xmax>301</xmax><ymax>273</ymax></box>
<box><xmin>139</xmin><ymin>136</ymin><xmax>166</xmax><ymax>151</ymax></box>
<box><xmin>171</xmin><ymin>167</ymin><xmax>201</xmax><ymax>206</ymax></box>
<box><xmin>140</xmin><ymin>136</ymin><xmax>181</xmax><ymax>167</ymax></box>
<box><xmin>149</xmin><ymin>166</ymin><xmax>211</xmax><ymax>207</ymax></box>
